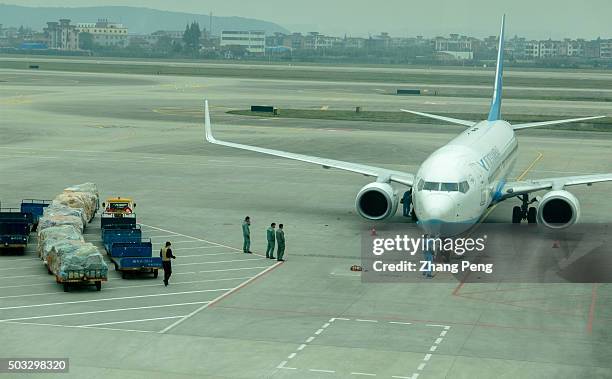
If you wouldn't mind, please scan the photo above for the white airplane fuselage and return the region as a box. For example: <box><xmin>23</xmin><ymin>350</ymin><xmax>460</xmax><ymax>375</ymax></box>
<box><xmin>412</xmin><ymin>120</ymin><xmax>518</xmax><ymax>235</ymax></box>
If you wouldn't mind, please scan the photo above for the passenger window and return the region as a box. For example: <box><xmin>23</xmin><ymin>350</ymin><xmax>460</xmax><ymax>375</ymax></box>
<box><xmin>441</xmin><ymin>183</ymin><xmax>458</xmax><ymax>192</ymax></box>
<box><xmin>423</xmin><ymin>182</ymin><xmax>440</xmax><ymax>191</ymax></box>
<box><xmin>459</xmin><ymin>181</ymin><xmax>470</xmax><ymax>193</ymax></box>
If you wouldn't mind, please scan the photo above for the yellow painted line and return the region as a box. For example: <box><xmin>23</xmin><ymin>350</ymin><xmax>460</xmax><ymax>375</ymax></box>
<box><xmin>516</xmin><ymin>152</ymin><xmax>544</xmax><ymax>181</ymax></box>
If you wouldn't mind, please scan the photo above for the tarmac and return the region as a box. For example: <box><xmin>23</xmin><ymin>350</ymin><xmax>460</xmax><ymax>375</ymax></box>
<box><xmin>0</xmin><ymin>65</ymin><xmax>611</xmax><ymax>378</ymax></box>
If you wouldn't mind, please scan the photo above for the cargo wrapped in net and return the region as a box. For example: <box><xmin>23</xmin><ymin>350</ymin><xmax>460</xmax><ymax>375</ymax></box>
<box><xmin>38</xmin><ymin>203</ymin><xmax>85</xmax><ymax>234</ymax></box>
<box><xmin>48</xmin><ymin>241</ymin><xmax>108</xmax><ymax>280</ymax></box>
<box><xmin>53</xmin><ymin>191</ymin><xmax>97</xmax><ymax>223</ymax></box>
<box><xmin>37</xmin><ymin>225</ymin><xmax>84</xmax><ymax>260</ymax></box>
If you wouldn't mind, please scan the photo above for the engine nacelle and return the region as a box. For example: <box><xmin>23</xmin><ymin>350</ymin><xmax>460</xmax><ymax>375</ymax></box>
<box><xmin>355</xmin><ymin>182</ymin><xmax>399</xmax><ymax>220</ymax></box>
<box><xmin>537</xmin><ymin>190</ymin><xmax>580</xmax><ymax>229</ymax></box>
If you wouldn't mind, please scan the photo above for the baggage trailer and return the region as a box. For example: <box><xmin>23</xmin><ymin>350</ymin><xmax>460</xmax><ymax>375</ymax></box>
<box><xmin>0</xmin><ymin>207</ymin><xmax>33</xmax><ymax>252</ymax></box>
<box><xmin>102</xmin><ymin>224</ymin><xmax>142</xmax><ymax>249</ymax></box>
<box><xmin>54</xmin><ymin>268</ymin><xmax>107</xmax><ymax>292</ymax></box>
<box><xmin>108</xmin><ymin>239</ymin><xmax>160</xmax><ymax>279</ymax></box>
<box><xmin>46</xmin><ymin>252</ymin><xmax>107</xmax><ymax>291</ymax></box>
<box><xmin>20</xmin><ymin>199</ymin><xmax>51</xmax><ymax>231</ymax></box>
<box><xmin>101</xmin><ymin>225</ymin><xmax>161</xmax><ymax>278</ymax></box>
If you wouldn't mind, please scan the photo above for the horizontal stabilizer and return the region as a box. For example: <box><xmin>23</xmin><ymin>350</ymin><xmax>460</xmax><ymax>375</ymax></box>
<box><xmin>400</xmin><ymin>109</ymin><xmax>476</xmax><ymax>127</ymax></box>
<box><xmin>513</xmin><ymin>116</ymin><xmax>606</xmax><ymax>130</ymax></box>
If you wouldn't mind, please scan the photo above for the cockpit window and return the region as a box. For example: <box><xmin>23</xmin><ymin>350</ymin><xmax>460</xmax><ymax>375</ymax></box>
<box><xmin>419</xmin><ymin>180</ymin><xmax>469</xmax><ymax>193</ymax></box>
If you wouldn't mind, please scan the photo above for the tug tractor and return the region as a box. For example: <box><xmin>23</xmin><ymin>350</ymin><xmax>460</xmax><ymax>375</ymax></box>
<box><xmin>101</xmin><ymin>197</ymin><xmax>137</xmax><ymax>228</ymax></box>
<box><xmin>103</xmin><ymin>197</ymin><xmax>136</xmax><ymax>215</ymax></box>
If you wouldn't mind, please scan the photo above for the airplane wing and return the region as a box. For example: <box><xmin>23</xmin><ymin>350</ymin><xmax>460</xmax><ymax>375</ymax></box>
<box><xmin>500</xmin><ymin>173</ymin><xmax>612</xmax><ymax>200</ymax></box>
<box><xmin>512</xmin><ymin>116</ymin><xmax>606</xmax><ymax>130</ymax></box>
<box><xmin>400</xmin><ymin>109</ymin><xmax>477</xmax><ymax>127</ymax></box>
<box><xmin>204</xmin><ymin>101</ymin><xmax>415</xmax><ymax>186</ymax></box>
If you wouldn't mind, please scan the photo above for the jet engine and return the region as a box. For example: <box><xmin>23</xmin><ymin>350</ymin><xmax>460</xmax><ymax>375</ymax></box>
<box><xmin>536</xmin><ymin>190</ymin><xmax>580</xmax><ymax>229</ymax></box>
<box><xmin>355</xmin><ymin>182</ymin><xmax>399</xmax><ymax>220</ymax></box>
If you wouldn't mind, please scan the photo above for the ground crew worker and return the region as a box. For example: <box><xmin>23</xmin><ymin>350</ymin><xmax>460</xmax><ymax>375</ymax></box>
<box><xmin>276</xmin><ymin>224</ymin><xmax>285</xmax><ymax>262</ymax></box>
<box><xmin>401</xmin><ymin>190</ymin><xmax>412</xmax><ymax>217</ymax></box>
<box><xmin>160</xmin><ymin>241</ymin><xmax>176</xmax><ymax>286</ymax></box>
<box><xmin>266</xmin><ymin>223</ymin><xmax>276</xmax><ymax>259</ymax></box>
<box><xmin>242</xmin><ymin>216</ymin><xmax>252</xmax><ymax>254</ymax></box>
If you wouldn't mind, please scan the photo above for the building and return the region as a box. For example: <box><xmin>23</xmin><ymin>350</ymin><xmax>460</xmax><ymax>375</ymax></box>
<box><xmin>303</xmin><ymin>32</ymin><xmax>339</xmax><ymax>50</ymax></box>
<box><xmin>76</xmin><ymin>19</ymin><xmax>128</xmax><ymax>48</ymax></box>
<box><xmin>44</xmin><ymin>19</ymin><xmax>79</xmax><ymax>50</ymax></box>
<box><xmin>600</xmin><ymin>40</ymin><xmax>612</xmax><ymax>59</ymax></box>
<box><xmin>434</xmin><ymin>34</ymin><xmax>473</xmax><ymax>53</ymax></box>
<box><xmin>220</xmin><ymin>30</ymin><xmax>265</xmax><ymax>54</ymax></box>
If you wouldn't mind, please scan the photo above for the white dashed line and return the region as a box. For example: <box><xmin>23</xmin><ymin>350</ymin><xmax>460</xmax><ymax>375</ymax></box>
<box><xmin>276</xmin><ymin>361</ymin><xmax>288</xmax><ymax>369</ymax></box>
<box><xmin>275</xmin><ymin>318</ymin><xmax>450</xmax><ymax>378</ymax></box>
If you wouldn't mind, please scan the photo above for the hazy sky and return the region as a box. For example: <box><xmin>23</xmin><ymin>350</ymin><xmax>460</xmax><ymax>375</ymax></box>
<box><xmin>6</xmin><ymin>0</ymin><xmax>612</xmax><ymax>39</ymax></box>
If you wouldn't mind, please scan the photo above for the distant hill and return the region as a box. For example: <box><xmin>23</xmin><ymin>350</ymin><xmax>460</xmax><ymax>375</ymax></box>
<box><xmin>0</xmin><ymin>4</ymin><xmax>289</xmax><ymax>35</ymax></box>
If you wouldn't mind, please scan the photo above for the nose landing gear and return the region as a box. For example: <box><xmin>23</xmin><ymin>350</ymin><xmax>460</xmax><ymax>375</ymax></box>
<box><xmin>512</xmin><ymin>194</ymin><xmax>538</xmax><ymax>224</ymax></box>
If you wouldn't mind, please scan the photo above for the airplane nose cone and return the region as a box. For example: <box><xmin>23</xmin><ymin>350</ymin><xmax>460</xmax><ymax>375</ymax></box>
<box><xmin>420</xmin><ymin>194</ymin><xmax>456</xmax><ymax>222</ymax></box>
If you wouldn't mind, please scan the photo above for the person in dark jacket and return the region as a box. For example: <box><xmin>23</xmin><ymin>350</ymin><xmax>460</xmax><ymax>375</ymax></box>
<box><xmin>276</xmin><ymin>224</ymin><xmax>286</xmax><ymax>262</ymax></box>
<box><xmin>160</xmin><ymin>241</ymin><xmax>176</xmax><ymax>286</ymax></box>
<box><xmin>266</xmin><ymin>223</ymin><xmax>276</xmax><ymax>259</ymax></box>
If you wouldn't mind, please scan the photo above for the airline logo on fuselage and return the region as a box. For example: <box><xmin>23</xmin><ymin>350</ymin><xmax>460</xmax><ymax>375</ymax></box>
<box><xmin>477</xmin><ymin>148</ymin><xmax>501</xmax><ymax>172</ymax></box>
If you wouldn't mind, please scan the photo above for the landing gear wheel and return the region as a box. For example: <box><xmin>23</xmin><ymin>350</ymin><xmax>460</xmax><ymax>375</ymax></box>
<box><xmin>527</xmin><ymin>207</ymin><xmax>537</xmax><ymax>224</ymax></box>
<box><xmin>95</xmin><ymin>281</ymin><xmax>102</xmax><ymax>291</ymax></box>
<box><xmin>121</xmin><ymin>271</ymin><xmax>127</xmax><ymax>279</ymax></box>
<box><xmin>512</xmin><ymin>206</ymin><xmax>522</xmax><ymax>224</ymax></box>
<box><xmin>63</xmin><ymin>283</ymin><xmax>69</xmax><ymax>292</ymax></box>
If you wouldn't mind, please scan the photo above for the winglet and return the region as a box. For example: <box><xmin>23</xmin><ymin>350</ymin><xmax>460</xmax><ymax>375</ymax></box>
<box><xmin>487</xmin><ymin>15</ymin><xmax>506</xmax><ymax>122</ymax></box>
<box><xmin>204</xmin><ymin>100</ymin><xmax>217</xmax><ymax>143</ymax></box>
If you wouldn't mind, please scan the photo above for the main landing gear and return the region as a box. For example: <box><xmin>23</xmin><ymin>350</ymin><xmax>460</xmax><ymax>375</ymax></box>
<box><xmin>512</xmin><ymin>194</ymin><xmax>537</xmax><ymax>224</ymax></box>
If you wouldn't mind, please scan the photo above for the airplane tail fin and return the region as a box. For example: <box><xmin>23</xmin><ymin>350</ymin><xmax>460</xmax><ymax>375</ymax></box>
<box><xmin>487</xmin><ymin>15</ymin><xmax>506</xmax><ymax>122</ymax></box>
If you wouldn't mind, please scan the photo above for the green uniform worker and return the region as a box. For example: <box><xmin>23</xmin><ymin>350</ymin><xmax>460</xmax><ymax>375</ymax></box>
<box><xmin>266</xmin><ymin>223</ymin><xmax>276</xmax><ymax>259</ymax></box>
<box><xmin>242</xmin><ymin>216</ymin><xmax>252</xmax><ymax>254</ymax></box>
<box><xmin>276</xmin><ymin>224</ymin><xmax>285</xmax><ymax>262</ymax></box>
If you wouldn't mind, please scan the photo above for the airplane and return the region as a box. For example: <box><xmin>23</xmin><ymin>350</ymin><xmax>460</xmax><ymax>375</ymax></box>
<box><xmin>203</xmin><ymin>15</ymin><xmax>611</xmax><ymax>237</ymax></box>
